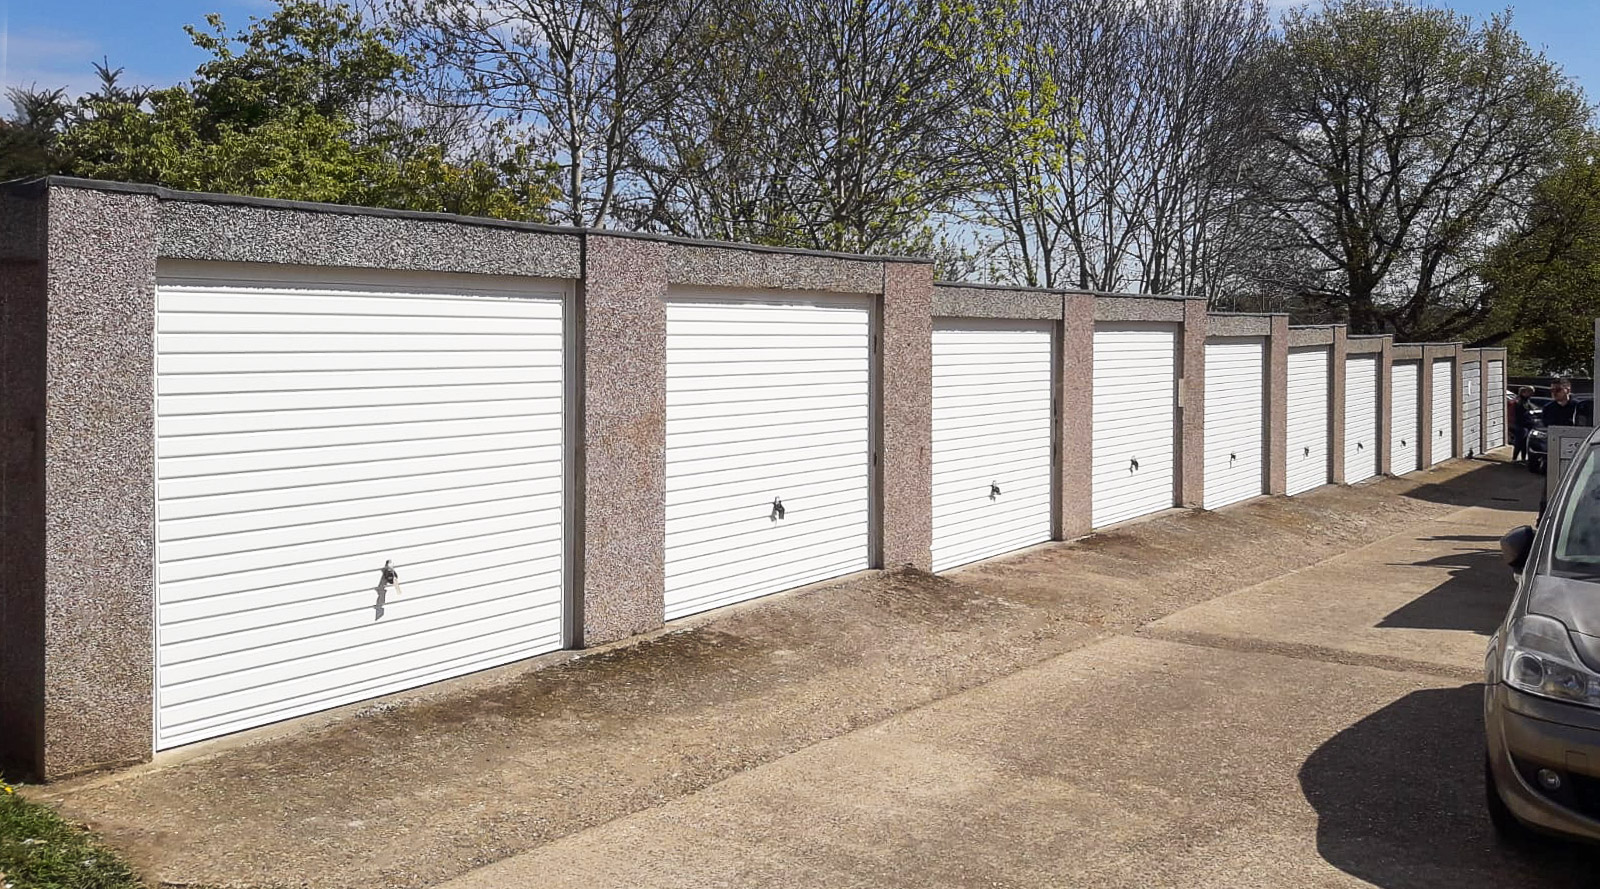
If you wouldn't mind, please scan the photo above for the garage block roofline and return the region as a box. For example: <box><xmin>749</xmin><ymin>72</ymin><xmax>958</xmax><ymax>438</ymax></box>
<box><xmin>0</xmin><ymin>178</ymin><xmax>1506</xmax><ymax>780</ymax></box>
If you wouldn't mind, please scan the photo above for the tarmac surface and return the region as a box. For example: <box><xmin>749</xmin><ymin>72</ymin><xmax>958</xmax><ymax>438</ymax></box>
<box><xmin>37</xmin><ymin>453</ymin><xmax>1597</xmax><ymax>888</ymax></box>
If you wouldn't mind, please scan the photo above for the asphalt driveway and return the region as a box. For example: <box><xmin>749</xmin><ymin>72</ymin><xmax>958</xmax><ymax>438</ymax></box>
<box><xmin>39</xmin><ymin>454</ymin><xmax>1594</xmax><ymax>888</ymax></box>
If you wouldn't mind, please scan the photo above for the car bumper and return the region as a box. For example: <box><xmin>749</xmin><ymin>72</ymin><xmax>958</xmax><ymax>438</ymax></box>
<box><xmin>1486</xmin><ymin>682</ymin><xmax>1600</xmax><ymax>842</ymax></box>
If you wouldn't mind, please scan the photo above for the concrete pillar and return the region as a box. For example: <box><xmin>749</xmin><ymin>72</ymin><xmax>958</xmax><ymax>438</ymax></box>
<box><xmin>1478</xmin><ymin>354</ymin><xmax>1491</xmax><ymax>457</ymax></box>
<box><xmin>578</xmin><ymin>234</ymin><xmax>668</xmax><ymax>647</ymax></box>
<box><xmin>1377</xmin><ymin>339</ymin><xmax>1394</xmax><ymax>477</ymax></box>
<box><xmin>1329</xmin><ymin>327</ymin><xmax>1348</xmax><ymax>484</ymax></box>
<box><xmin>878</xmin><ymin>262</ymin><xmax>933</xmax><ymax>571</ymax></box>
<box><xmin>1058</xmin><ymin>293</ymin><xmax>1094</xmax><ymax>540</ymax></box>
<box><xmin>1417</xmin><ymin>347</ymin><xmax>1435</xmax><ymax>469</ymax></box>
<box><xmin>1178</xmin><ymin>299</ymin><xmax>1207</xmax><ymax>508</ymax></box>
<box><xmin>0</xmin><ymin>185</ymin><xmax>159</xmax><ymax>781</ymax></box>
<box><xmin>1266</xmin><ymin>315</ymin><xmax>1290</xmax><ymax>496</ymax></box>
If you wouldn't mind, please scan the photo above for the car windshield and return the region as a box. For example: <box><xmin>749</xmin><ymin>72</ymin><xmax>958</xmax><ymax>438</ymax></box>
<box><xmin>1551</xmin><ymin>446</ymin><xmax>1600</xmax><ymax>578</ymax></box>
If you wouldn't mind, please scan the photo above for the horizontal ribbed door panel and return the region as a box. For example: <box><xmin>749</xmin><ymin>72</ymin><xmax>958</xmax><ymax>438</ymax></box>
<box><xmin>1203</xmin><ymin>338</ymin><xmax>1266</xmax><ymax>509</ymax></box>
<box><xmin>155</xmin><ymin>269</ymin><xmax>566</xmax><ymax>749</ymax></box>
<box><xmin>1391</xmin><ymin>362</ymin><xmax>1421</xmax><ymax>473</ymax></box>
<box><xmin>1091</xmin><ymin>324</ymin><xmax>1178</xmax><ymax>528</ymax></box>
<box><xmin>1431</xmin><ymin>359</ymin><xmax>1454</xmax><ymax>464</ymax></box>
<box><xmin>664</xmin><ymin>294</ymin><xmax>871</xmax><ymax>620</ymax></box>
<box><xmin>931</xmin><ymin>320</ymin><xmax>1054</xmax><ymax>572</ymax></box>
<box><xmin>1286</xmin><ymin>347</ymin><xmax>1331</xmax><ymax>495</ymax></box>
<box><xmin>1343</xmin><ymin>357</ymin><xmax>1379</xmax><ymax>483</ymax></box>
<box><xmin>1462</xmin><ymin>361</ymin><xmax>1481</xmax><ymax>457</ymax></box>
<box><xmin>1487</xmin><ymin>361</ymin><xmax>1506</xmax><ymax>448</ymax></box>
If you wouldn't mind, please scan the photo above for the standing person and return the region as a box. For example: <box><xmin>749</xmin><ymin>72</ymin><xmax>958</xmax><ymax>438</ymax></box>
<box><xmin>1542</xmin><ymin>378</ymin><xmax>1584</xmax><ymax>427</ymax></box>
<box><xmin>1512</xmin><ymin>386</ymin><xmax>1536</xmax><ymax>463</ymax></box>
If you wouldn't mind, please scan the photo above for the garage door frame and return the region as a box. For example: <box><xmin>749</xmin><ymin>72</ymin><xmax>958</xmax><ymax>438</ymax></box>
<box><xmin>1285</xmin><ymin>346</ymin><xmax>1331</xmax><ymax>496</ymax></box>
<box><xmin>1203</xmin><ymin>336</ymin><xmax>1268</xmax><ymax>510</ymax></box>
<box><xmin>1091</xmin><ymin>323</ymin><xmax>1180</xmax><ymax>528</ymax></box>
<box><xmin>930</xmin><ymin>318</ymin><xmax>1056</xmax><ymax>572</ymax></box>
<box><xmin>152</xmin><ymin>260</ymin><xmax>576</xmax><ymax>750</ymax></box>
<box><xmin>662</xmin><ymin>286</ymin><xmax>878</xmax><ymax>622</ymax></box>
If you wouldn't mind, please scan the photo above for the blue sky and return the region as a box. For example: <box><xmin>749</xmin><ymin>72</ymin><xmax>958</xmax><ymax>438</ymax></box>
<box><xmin>3</xmin><ymin>0</ymin><xmax>1598</xmax><ymax>111</ymax></box>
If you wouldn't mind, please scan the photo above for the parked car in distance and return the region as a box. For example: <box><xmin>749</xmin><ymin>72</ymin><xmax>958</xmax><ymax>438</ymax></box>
<box><xmin>1526</xmin><ymin>398</ymin><xmax>1593</xmax><ymax>474</ymax></box>
<box><xmin>1488</xmin><ymin>424</ymin><xmax>1600</xmax><ymax>843</ymax></box>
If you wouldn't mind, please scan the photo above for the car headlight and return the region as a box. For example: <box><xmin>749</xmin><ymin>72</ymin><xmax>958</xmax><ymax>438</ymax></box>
<box><xmin>1505</xmin><ymin>614</ymin><xmax>1600</xmax><ymax>708</ymax></box>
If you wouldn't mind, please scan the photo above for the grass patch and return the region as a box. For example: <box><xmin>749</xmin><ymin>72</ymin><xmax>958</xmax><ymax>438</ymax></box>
<box><xmin>0</xmin><ymin>777</ymin><xmax>141</xmax><ymax>889</ymax></box>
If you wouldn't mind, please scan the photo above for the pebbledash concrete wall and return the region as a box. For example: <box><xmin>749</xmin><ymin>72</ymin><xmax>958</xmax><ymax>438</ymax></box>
<box><xmin>1</xmin><ymin>178</ymin><xmax>1501</xmax><ymax>779</ymax></box>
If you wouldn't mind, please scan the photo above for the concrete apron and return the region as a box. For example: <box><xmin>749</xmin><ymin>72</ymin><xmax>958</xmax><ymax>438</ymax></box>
<box><xmin>39</xmin><ymin>455</ymin><xmax>1586</xmax><ymax>889</ymax></box>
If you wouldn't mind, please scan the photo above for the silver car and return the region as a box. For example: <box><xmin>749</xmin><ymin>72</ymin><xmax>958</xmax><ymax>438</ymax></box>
<box><xmin>1488</xmin><ymin>425</ymin><xmax>1600</xmax><ymax>842</ymax></box>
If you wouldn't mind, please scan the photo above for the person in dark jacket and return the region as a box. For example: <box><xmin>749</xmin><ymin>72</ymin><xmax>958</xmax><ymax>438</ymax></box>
<box><xmin>1512</xmin><ymin>386</ymin><xmax>1536</xmax><ymax>462</ymax></box>
<box><xmin>1542</xmin><ymin>378</ymin><xmax>1584</xmax><ymax>428</ymax></box>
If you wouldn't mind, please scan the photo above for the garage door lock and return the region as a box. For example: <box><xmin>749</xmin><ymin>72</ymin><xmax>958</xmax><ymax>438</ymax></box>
<box><xmin>378</xmin><ymin>560</ymin><xmax>402</xmax><ymax>595</ymax></box>
<box><xmin>770</xmin><ymin>497</ymin><xmax>786</xmax><ymax>521</ymax></box>
<box><xmin>989</xmin><ymin>482</ymin><xmax>1001</xmax><ymax>501</ymax></box>
<box><xmin>1129</xmin><ymin>458</ymin><xmax>1139</xmax><ymax>473</ymax></box>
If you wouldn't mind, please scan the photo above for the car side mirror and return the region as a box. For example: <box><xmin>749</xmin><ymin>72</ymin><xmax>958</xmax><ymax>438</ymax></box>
<box><xmin>1501</xmin><ymin>525</ymin><xmax>1535</xmax><ymax>573</ymax></box>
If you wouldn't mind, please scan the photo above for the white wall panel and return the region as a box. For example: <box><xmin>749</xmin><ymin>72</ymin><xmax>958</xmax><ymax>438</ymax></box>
<box><xmin>1462</xmin><ymin>361</ymin><xmax>1481</xmax><ymax>457</ymax></box>
<box><xmin>1091</xmin><ymin>325</ymin><xmax>1178</xmax><ymax>527</ymax></box>
<box><xmin>1487</xmin><ymin>360</ymin><xmax>1507</xmax><ymax>449</ymax></box>
<box><xmin>664</xmin><ymin>294</ymin><xmax>871</xmax><ymax>620</ymax></box>
<box><xmin>1285</xmin><ymin>347</ymin><xmax>1331</xmax><ymax>495</ymax></box>
<box><xmin>1204</xmin><ymin>338</ymin><xmax>1266</xmax><ymax>509</ymax></box>
<box><xmin>1343</xmin><ymin>356</ymin><xmax>1379</xmax><ymax>483</ymax></box>
<box><xmin>154</xmin><ymin>269</ymin><xmax>567</xmax><ymax>749</ymax></box>
<box><xmin>1431</xmin><ymin>358</ymin><xmax>1455</xmax><ymax>465</ymax></box>
<box><xmin>1391</xmin><ymin>362</ymin><xmax>1421</xmax><ymax>473</ymax></box>
<box><xmin>930</xmin><ymin>320</ymin><xmax>1054</xmax><ymax>572</ymax></box>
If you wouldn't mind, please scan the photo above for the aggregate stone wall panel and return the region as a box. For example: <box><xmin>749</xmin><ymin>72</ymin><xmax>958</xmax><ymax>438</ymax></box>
<box><xmin>665</xmin><ymin>241</ymin><xmax>888</xmax><ymax>293</ymax></box>
<box><xmin>1345</xmin><ymin>335</ymin><xmax>1389</xmax><ymax>355</ymax></box>
<box><xmin>43</xmin><ymin>186</ymin><xmax>160</xmax><ymax>778</ymax></box>
<box><xmin>1206</xmin><ymin>313</ymin><xmax>1274</xmax><ymax>338</ymax></box>
<box><xmin>1287</xmin><ymin>326</ymin><xmax>1337</xmax><ymax>347</ymax></box>
<box><xmin>1093</xmin><ymin>295</ymin><xmax>1188</xmax><ymax>323</ymax></box>
<box><xmin>931</xmin><ymin>284</ymin><xmax>1062</xmax><ymax>320</ymax></box>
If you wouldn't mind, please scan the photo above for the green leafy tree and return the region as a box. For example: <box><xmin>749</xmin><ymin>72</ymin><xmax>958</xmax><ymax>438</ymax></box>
<box><xmin>1243</xmin><ymin>1</ymin><xmax>1589</xmax><ymax>339</ymax></box>
<box><xmin>0</xmin><ymin>87</ymin><xmax>72</xmax><ymax>180</ymax></box>
<box><xmin>55</xmin><ymin>1</ymin><xmax>557</xmax><ymax>220</ymax></box>
<box><xmin>1480</xmin><ymin>134</ymin><xmax>1600</xmax><ymax>376</ymax></box>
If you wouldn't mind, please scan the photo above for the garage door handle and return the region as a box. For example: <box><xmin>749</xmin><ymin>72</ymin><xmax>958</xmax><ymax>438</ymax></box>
<box><xmin>1400</xmin><ymin>439</ymin><xmax>1407</xmax><ymax>447</ymax></box>
<box><xmin>1229</xmin><ymin>452</ymin><xmax>1237</xmax><ymax>463</ymax></box>
<box><xmin>1356</xmin><ymin>442</ymin><xmax>1364</xmax><ymax>450</ymax></box>
<box><xmin>1129</xmin><ymin>458</ymin><xmax>1139</xmax><ymax>473</ymax></box>
<box><xmin>770</xmin><ymin>497</ymin><xmax>786</xmax><ymax>521</ymax></box>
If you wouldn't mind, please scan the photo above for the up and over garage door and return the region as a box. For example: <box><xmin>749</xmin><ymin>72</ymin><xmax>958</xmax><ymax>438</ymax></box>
<box><xmin>1203</xmin><ymin>338</ymin><xmax>1266</xmax><ymax>509</ymax></box>
<box><xmin>1487</xmin><ymin>360</ymin><xmax>1507</xmax><ymax>449</ymax></box>
<box><xmin>930</xmin><ymin>320</ymin><xmax>1054</xmax><ymax>572</ymax></box>
<box><xmin>155</xmin><ymin>264</ymin><xmax>567</xmax><ymax>749</ymax></box>
<box><xmin>1391</xmin><ymin>362</ymin><xmax>1421</xmax><ymax>474</ymax></box>
<box><xmin>1091</xmin><ymin>324</ymin><xmax>1178</xmax><ymax>527</ymax></box>
<box><xmin>1431</xmin><ymin>359</ymin><xmax>1454</xmax><ymax>465</ymax></box>
<box><xmin>1285</xmin><ymin>347</ymin><xmax>1330</xmax><ymax>495</ymax></box>
<box><xmin>663</xmin><ymin>291</ymin><xmax>871</xmax><ymax>620</ymax></box>
<box><xmin>1462</xmin><ymin>361</ymin><xmax>1481</xmax><ymax>457</ymax></box>
<box><xmin>1343</xmin><ymin>356</ymin><xmax>1380</xmax><ymax>483</ymax></box>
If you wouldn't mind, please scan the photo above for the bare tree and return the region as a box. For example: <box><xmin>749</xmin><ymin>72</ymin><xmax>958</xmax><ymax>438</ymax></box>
<box><xmin>394</xmin><ymin>0</ymin><xmax>704</xmax><ymax>228</ymax></box>
<box><xmin>627</xmin><ymin>0</ymin><xmax>1003</xmax><ymax>253</ymax></box>
<box><xmin>1242</xmin><ymin>0</ymin><xmax>1590</xmax><ymax>338</ymax></box>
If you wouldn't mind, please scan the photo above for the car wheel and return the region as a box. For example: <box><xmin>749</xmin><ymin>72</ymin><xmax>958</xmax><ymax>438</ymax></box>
<box><xmin>1486</xmin><ymin>755</ymin><xmax>1536</xmax><ymax>845</ymax></box>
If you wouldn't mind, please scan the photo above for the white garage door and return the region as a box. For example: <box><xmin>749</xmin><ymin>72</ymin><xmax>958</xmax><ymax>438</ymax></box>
<box><xmin>1462</xmin><ymin>361</ymin><xmax>1481</xmax><ymax>457</ymax></box>
<box><xmin>664</xmin><ymin>292</ymin><xmax>871</xmax><ymax>620</ymax></box>
<box><xmin>1431</xmin><ymin>358</ymin><xmax>1454</xmax><ymax>465</ymax></box>
<box><xmin>1091</xmin><ymin>324</ymin><xmax>1178</xmax><ymax>528</ymax></box>
<box><xmin>155</xmin><ymin>265</ymin><xmax>567</xmax><ymax>749</ymax></box>
<box><xmin>1204</xmin><ymin>338</ymin><xmax>1266</xmax><ymax>509</ymax></box>
<box><xmin>1286</xmin><ymin>347</ymin><xmax>1331</xmax><ymax>496</ymax></box>
<box><xmin>931</xmin><ymin>320</ymin><xmax>1054</xmax><ymax>572</ymax></box>
<box><xmin>1343</xmin><ymin>356</ymin><xmax>1379</xmax><ymax>483</ymax></box>
<box><xmin>1487</xmin><ymin>360</ymin><xmax>1506</xmax><ymax>449</ymax></box>
<box><xmin>1391</xmin><ymin>362</ymin><xmax>1421</xmax><ymax>473</ymax></box>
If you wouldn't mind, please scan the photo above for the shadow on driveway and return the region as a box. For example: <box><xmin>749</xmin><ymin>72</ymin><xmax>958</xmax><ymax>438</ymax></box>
<box><xmin>1403</xmin><ymin>459</ymin><xmax>1542</xmax><ymax>510</ymax></box>
<box><xmin>1300</xmin><ymin>685</ymin><xmax>1595</xmax><ymax>888</ymax></box>
<box><xmin>1377</xmin><ymin>548</ymin><xmax>1515</xmax><ymax>635</ymax></box>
